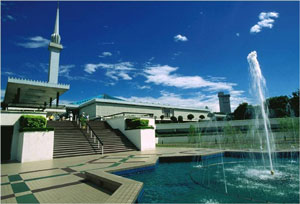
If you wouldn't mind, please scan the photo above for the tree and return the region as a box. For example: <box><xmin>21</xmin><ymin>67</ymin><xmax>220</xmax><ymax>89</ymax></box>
<box><xmin>170</xmin><ymin>116</ymin><xmax>177</xmax><ymax>122</ymax></box>
<box><xmin>289</xmin><ymin>90</ymin><xmax>299</xmax><ymax>117</ymax></box>
<box><xmin>178</xmin><ymin>115</ymin><xmax>183</xmax><ymax>123</ymax></box>
<box><xmin>266</xmin><ymin>96</ymin><xmax>289</xmax><ymax>118</ymax></box>
<box><xmin>199</xmin><ymin>115</ymin><xmax>205</xmax><ymax>120</ymax></box>
<box><xmin>207</xmin><ymin>112</ymin><xmax>215</xmax><ymax>120</ymax></box>
<box><xmin>187</xmin><ymin>114</ymin><xmax>194</xmax><ymax>120</ymax></box>
<box><xmin>233</xmin><ymin>103</ymin><xmax>254</xmax><ymax>120</ymax></box>
<box><xmin>160</xmin><ymin>115</ymin><xmax>164</xmax><ymax>120</ymax></box>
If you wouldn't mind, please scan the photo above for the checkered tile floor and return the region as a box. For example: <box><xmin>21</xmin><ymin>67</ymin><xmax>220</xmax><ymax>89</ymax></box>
<box><xmin>1</xmin><ymin>148</ymin><xmax>221</xmax><ymax>203</ymax></box>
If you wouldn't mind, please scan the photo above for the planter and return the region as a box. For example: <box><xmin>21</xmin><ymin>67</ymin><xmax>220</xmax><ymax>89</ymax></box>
<box><xmin>17</xmin><ymin>131</ymin><xmax>54</xmax><ymax>162</ymax></box>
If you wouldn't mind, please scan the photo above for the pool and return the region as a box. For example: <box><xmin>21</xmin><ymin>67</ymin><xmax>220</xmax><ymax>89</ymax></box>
<box><xmin>124</xmin><ymin>154</ymin><xmax>299</xmax><ymax>203</ymax></box>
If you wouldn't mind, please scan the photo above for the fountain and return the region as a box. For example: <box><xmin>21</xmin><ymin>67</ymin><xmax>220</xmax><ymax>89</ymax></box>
<box><xmin>247</xmin><ymin>51</ymin><xmax>275</xmax><ymax>175</ymax></box>
<box><xmin>123</xmin><ymin>51</ymin><xmax>299</xmax><ymax>203</ymax></box>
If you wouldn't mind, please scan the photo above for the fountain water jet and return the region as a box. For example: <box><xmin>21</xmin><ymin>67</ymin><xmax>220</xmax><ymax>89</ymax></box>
<box><xmin>247</xmin><ymin>51</ymin><xmax>275</xmax><ymax>175</ymax></box>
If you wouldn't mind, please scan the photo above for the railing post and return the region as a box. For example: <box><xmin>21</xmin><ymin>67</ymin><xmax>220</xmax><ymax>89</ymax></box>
<box><xmin>79</xmin><ymin>122</ymin><xmax>81</xmax><ymax>128</ymax></box>
<box><xmin>94</xmin><ymin>137</ymin><xmax>96</xmax><ymax>143</ymax></box>
<box><xmin>90</xmin><ymin>131</ymin><xmax>93</xmax><ymax>138</ymax></box>
<box><xmin>102</xmin><ymin>146</ymin><xmax>104</xmax><ymax>155</ymax></box>
<box><xmin>98</xmin><ymin>141</ymin><xmax>100</xmax><ymax>149</ymax></box>
<box><xmin>87</xmin><ymin>126</ymin><xmax>89</xmax><ymax>133</ymax></box>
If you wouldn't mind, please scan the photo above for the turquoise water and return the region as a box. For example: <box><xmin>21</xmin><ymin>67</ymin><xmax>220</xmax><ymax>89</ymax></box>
<box><xmin>125</xmin><ymin>156</ymin><xmax>299</xmax><ymax>203</ymax></box>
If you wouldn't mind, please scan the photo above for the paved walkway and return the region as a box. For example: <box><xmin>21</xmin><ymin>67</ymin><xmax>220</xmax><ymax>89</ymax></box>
<box><xmin>1</xmin><ymin>147</ymin><xmax>221</xmax><ymax>203</ymax></box>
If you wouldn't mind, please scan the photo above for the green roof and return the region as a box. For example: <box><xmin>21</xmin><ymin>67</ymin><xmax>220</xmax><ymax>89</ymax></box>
<box><xmin>71</xmin><ymin>94</ymin><xmax>123</xmax><ymax>105</ymax></box>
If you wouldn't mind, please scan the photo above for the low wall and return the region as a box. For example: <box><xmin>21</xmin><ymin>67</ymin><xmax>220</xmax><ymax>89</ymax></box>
<box><xmin>107</xmin><ymin>116</ymin><xmax>156</xmax><ymax>151</ymax></box>
<box><xmin>156</xmin><ymin>118</ymin><xmax>299</xmax><ymax>130</ymax></box>
<box><xmin>157</xmin><ymin>131</ymin><xmax>298</xmax><ymax>145</ymax></box>
<box><xmin>1</xmin><ymin>111</ymin><xmax>47</xmax><ymax>161</ymax></box>
<box><xmin>17</xmin><ymin>131</ymin><xmax>54</xmax><ymax>162</ymax></box>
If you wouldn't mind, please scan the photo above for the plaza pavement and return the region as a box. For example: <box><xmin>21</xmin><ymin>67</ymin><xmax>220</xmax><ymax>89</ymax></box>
<box><xmin>1</xmin><ymin>147</ymin><xmax>222</xmax><ymax>203</ymax></box>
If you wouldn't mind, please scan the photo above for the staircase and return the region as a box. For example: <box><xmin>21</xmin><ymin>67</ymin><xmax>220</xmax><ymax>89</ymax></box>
<box><xmin>47</xmin><ymin>120</ymin><xmax>137</xmax><ymax>158</ymax></box>
<box><xmin>86</xmin><ymin>121</ymin><xmax>137</xmax><ymax>154</ymax></box>
<box><xmin>48</xmin><ymin>121</ymin><xmax>99</xmax><ymax>158</ymax></box>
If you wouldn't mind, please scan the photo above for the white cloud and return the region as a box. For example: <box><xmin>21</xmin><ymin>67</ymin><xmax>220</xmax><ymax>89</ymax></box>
<box><xmin>137</xmin><ymin>85</ymin><xmax>151</xmax><ymax>90</ymax></box>
<box><xmin>174</xmin><ymin>34</ymin><xmax>188</xmax><ymax>42</ymax></box>
<box><xmin>84</xmin><ymin>62</ymin><xmax>135</xmax><ymax>81</ymax></box>
<box><xmin>143</xmin><ymin>64</ymin><xmax>235</xmax><ymax>91</ymax></box>
<box><xmin>118</xmin><ymin>90</ymin><xmax>249</xmax><ymax>112</ymax></box>
<box><xmin>250</xmin><ymin>12</ymin><xmax>279</xmax><ymax>33</ymax></box>
<box><xmin>17</xmin><ymin>36</ymin><xmax>50</xmax><ymax>48</ymax></box>
<box><xmin>99</xmin><ymin>52</ymin><xmax>112</xmax><ymax>58</ymax></box>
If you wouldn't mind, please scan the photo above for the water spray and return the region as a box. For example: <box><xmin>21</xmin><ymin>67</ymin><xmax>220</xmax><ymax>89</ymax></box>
<box><xmin>247</xmin><ymin>51</ymin><xmax>275</xmax><ymax>175</ymax></box>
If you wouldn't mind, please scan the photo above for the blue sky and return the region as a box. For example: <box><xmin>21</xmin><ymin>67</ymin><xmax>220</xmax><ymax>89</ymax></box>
<box><xmin>1</xmin><ymin>1</ymin><xmax>299</xmax><ymax>111</ymax></box>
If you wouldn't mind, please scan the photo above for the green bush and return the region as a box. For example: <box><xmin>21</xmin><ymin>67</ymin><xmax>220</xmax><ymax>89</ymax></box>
<box><xmin>80</xmin><ymin>117</ymin><xmax>87</xmax><ymax>127</ymax></box>
<box><xmin>125</xmin><ymin>118</ymin><xmax>153</xmax><ymax>130</ymax></box>
<box><xmin>178</xmin><ymin>115</ymin><xmax>183</xmax><ymax>123</ymax></box>
<box><xmin>20</xmin><ymin>115</ymin><xmax>47</xmax><ymax>129</ymax></box>
<box><xmin>170</xmin><ymin>116</ymin><xmax>177</xmax><ymax>122</ymax></box>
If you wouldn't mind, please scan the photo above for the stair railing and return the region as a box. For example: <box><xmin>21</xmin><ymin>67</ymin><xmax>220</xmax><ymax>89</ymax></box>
<box><xmin>76</xmin><ymin>118</ymin><xmax>104</xmax><ymax>154</ymax></box>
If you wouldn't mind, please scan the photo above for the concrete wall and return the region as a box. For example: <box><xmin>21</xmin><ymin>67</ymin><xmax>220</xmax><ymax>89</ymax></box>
<box><xmin>96</xmin><ymin>102</ymin><xmax>162</xmax><ymax>118</ymax></box>
<box><xmin>17</xmin><ymin>131</ymin><xmax>54</xmax><ymax>162</ymax></box>
<box><xmin>0</xmin><ymin>111</ymin><xmax>47</xmax><ymax>161</ymax></box>
<box><xmin>79</xmin><ymin>103</ymin><xmax>97</xmax><ymax>118</ymax></box>
<box><xmin>174</xmin><ymin>109</ymin><xmax>209</xmax><ymax>121</ymax></box>
<box><xmin>157</xmin><ymin>131</ymin><xmax>298</xmax><ymax>145</ymax></box>
<box><xmin>107</xmin><ymin>116</ymin><xmax>156</xmax><ymax>151</ymax></box>
<box><xmin>156</xmin><ymin>118</ymin><xmax>291</xmax><ymax>130</ymax></box>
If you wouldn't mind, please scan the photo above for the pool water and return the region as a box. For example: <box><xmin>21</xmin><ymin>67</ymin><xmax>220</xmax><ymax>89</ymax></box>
<box><xmin>124</xmin><ymin>156</ymin><xmax>299</xmax><ymax>203</ymax></box>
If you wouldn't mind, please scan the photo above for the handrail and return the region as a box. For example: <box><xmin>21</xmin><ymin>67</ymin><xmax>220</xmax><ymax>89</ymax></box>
<box><xmin>102</xmin><ymin>112</ymin><xmax>154</xmax><ymax>119</ymax></box>
<box><xmin>76</xmin><ymin>118</ymin><xmax>104</xmax><ymax>154</ymax></box>
<box><xmin>86</xmin><ymin>122</ymin><xmax>104</xmax><ymax>146</ymax></box>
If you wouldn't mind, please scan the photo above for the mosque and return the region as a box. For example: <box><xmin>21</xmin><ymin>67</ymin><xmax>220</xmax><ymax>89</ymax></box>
<box><xmin>2</xmin><ymin>7</ymin><xmax>231</xmax><ymax>121</ymax></box>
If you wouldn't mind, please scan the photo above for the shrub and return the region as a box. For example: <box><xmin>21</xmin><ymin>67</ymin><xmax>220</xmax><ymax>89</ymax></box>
<box><xmin>199</xmin><ymin>115</ymin><xmax>205</xmax><ymax>120</ymax></box>
<box><xmin>170</xmin><ymin>116</ymin><xmax>177</xmax><ymax>122</ymax></box>
<box><xmin>187</xmin><ymin>114</ymin><xmax>194</xmax><ymax>120</ymax></box>
<box><xmin>20</xmin><ymin>115</ymin><xmax>47</xmax><ymax>129</ymax></box>
<box><xmin>160</xmin><ymin>115</ymin><xmax>164</xmax><ymax>120</ymax></box>
<box><xmin>178</xmin><ymin>115</ymin><xmax>183</xmax><ymax>123</ymax></box>
<box><xmin>80</xmin><ymin>116</ymin><xmax>87</xmax><ymax>127</ymax></box>
<box><xmin>125</xmin><ymin>118</ymin><xmax>153</xmax><ymax>130</ymax></box>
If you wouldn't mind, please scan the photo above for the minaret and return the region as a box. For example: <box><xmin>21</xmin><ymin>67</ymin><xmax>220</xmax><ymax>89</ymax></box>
<box><xmin>48</xmin><ymin>6</ymin><xmax>63</xmax><ymax>84</ymax></box>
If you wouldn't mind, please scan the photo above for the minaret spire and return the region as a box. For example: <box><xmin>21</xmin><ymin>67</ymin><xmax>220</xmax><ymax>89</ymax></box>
<box><xmin>48</xmin><ymin>3</ymin><xmax>63</xmax><ymax>84</ymax></box>
<box><xmin>51</xmin><ymin>5</ymin><xmax>61</xmax><ymax>44</ymax></box>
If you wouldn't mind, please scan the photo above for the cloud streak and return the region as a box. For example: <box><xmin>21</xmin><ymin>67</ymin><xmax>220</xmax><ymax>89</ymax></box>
<box><xmin>174</xmin><ymin>34</ymin><xmax>188</xmax><ymax>42</ymax></box>
<box><xmin>143</xmin><ymin>65</ymin><xmax>235</xmax><ymax>91</ymax></box>
<box><xmin>99</xmin><ymin>52</ymin><xmax>112</xmax><ymax>58</ymax></box>
<box><xmin>250</xmin><ymin>12</ymin><xmax>279</xmax><ymax>33</ymax></box>
<box><xmin>84</xmin><ymin>62</ymin><xmax>136</xmax><ymax>81</ymax></box>
<box><xmin>17</xmin><ymin>36</ymin><xmax>50</xmax><ymax>48</ymax></box>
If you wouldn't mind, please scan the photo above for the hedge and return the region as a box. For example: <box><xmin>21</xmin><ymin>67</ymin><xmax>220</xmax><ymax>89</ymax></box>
<box><xmin>19</xmin><ymin>127</ymin><xmax>55</xmax><ymax>132</ymax></box>
<box><xmin>20</xmin><ymin>115</ymin><xmax>47</xmax><ymax>129</ymax></box>
<box><xmin>125</xmin><ymin>118</ymin><xmax>153</xmax><ymax>130</ymax></box>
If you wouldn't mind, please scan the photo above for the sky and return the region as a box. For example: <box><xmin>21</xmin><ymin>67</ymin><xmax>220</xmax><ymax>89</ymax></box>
<box><xmin>1</xmin><ymin>1</ymin><xmax>299</xmax><ymax>112</ymax></box>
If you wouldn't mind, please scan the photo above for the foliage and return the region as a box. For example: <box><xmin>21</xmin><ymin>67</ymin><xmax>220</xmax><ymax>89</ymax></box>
<box><xmin>267</xmin><ymin>96</ymin><xmax>290</xmax><ymax>118</ymax></box>
<box><xmin>178</xmin><ymin>115</ymin><xmax>183</xmax><ymax>123</ymax></box>
<box><xmin>207</xmin><ymin>112</ymin><xmax>216</xmax><ymax>120</ymax></box>
<box><xmin>289</xmin><ymin>90</ymin><xmax>299</xmax><ymax>117</ymax></box>
<box><xmin>80</xmin><ymin>117</ymin><xmax>87</xmax><ymax>127</ymax></box>
<box><xmin>125</xmin><ymin>118</ymin><xmax>153</xmax><ymax>130</ymax></box>
<box><xmin>188</xmin><ymin>125</ymin><xmax>201</xmax><ymax>144</ymax></box>
<box><xmin>19</xmin><ymin>127</ymin><xmax>54</xmax><ymax>132</ymax></box>
<box><xmin>199</xmin><ymin>115</ymin><xmax>205</xmax><ymax>120</ymax></box>
<box><xmin>160</xmin><ymin>115</ymin><xmax>164</xmax><ymax>120</ymax></box>
<box><xmin>278</xmin><ymin>118</ymin><xmax>299</xmax><ymax>135</ymax></box>
<box><xmin>187</xmin><ymin>114</ymin><xmax>194</xmax><ymax>120</ymax></box>
<box><xmin>233</xmin><ymin>103</ymin><xmax>254</xmax><ymax>120</ymax></box>
<box><xmin>170</xmin><ymin>116</ymin><xmax>178</xmax><ymax>122</ymax></box>
<box><xmin>20</xmin><ymin>115</ymin><xmax>47</xmax><ymax>129</ymax></box>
